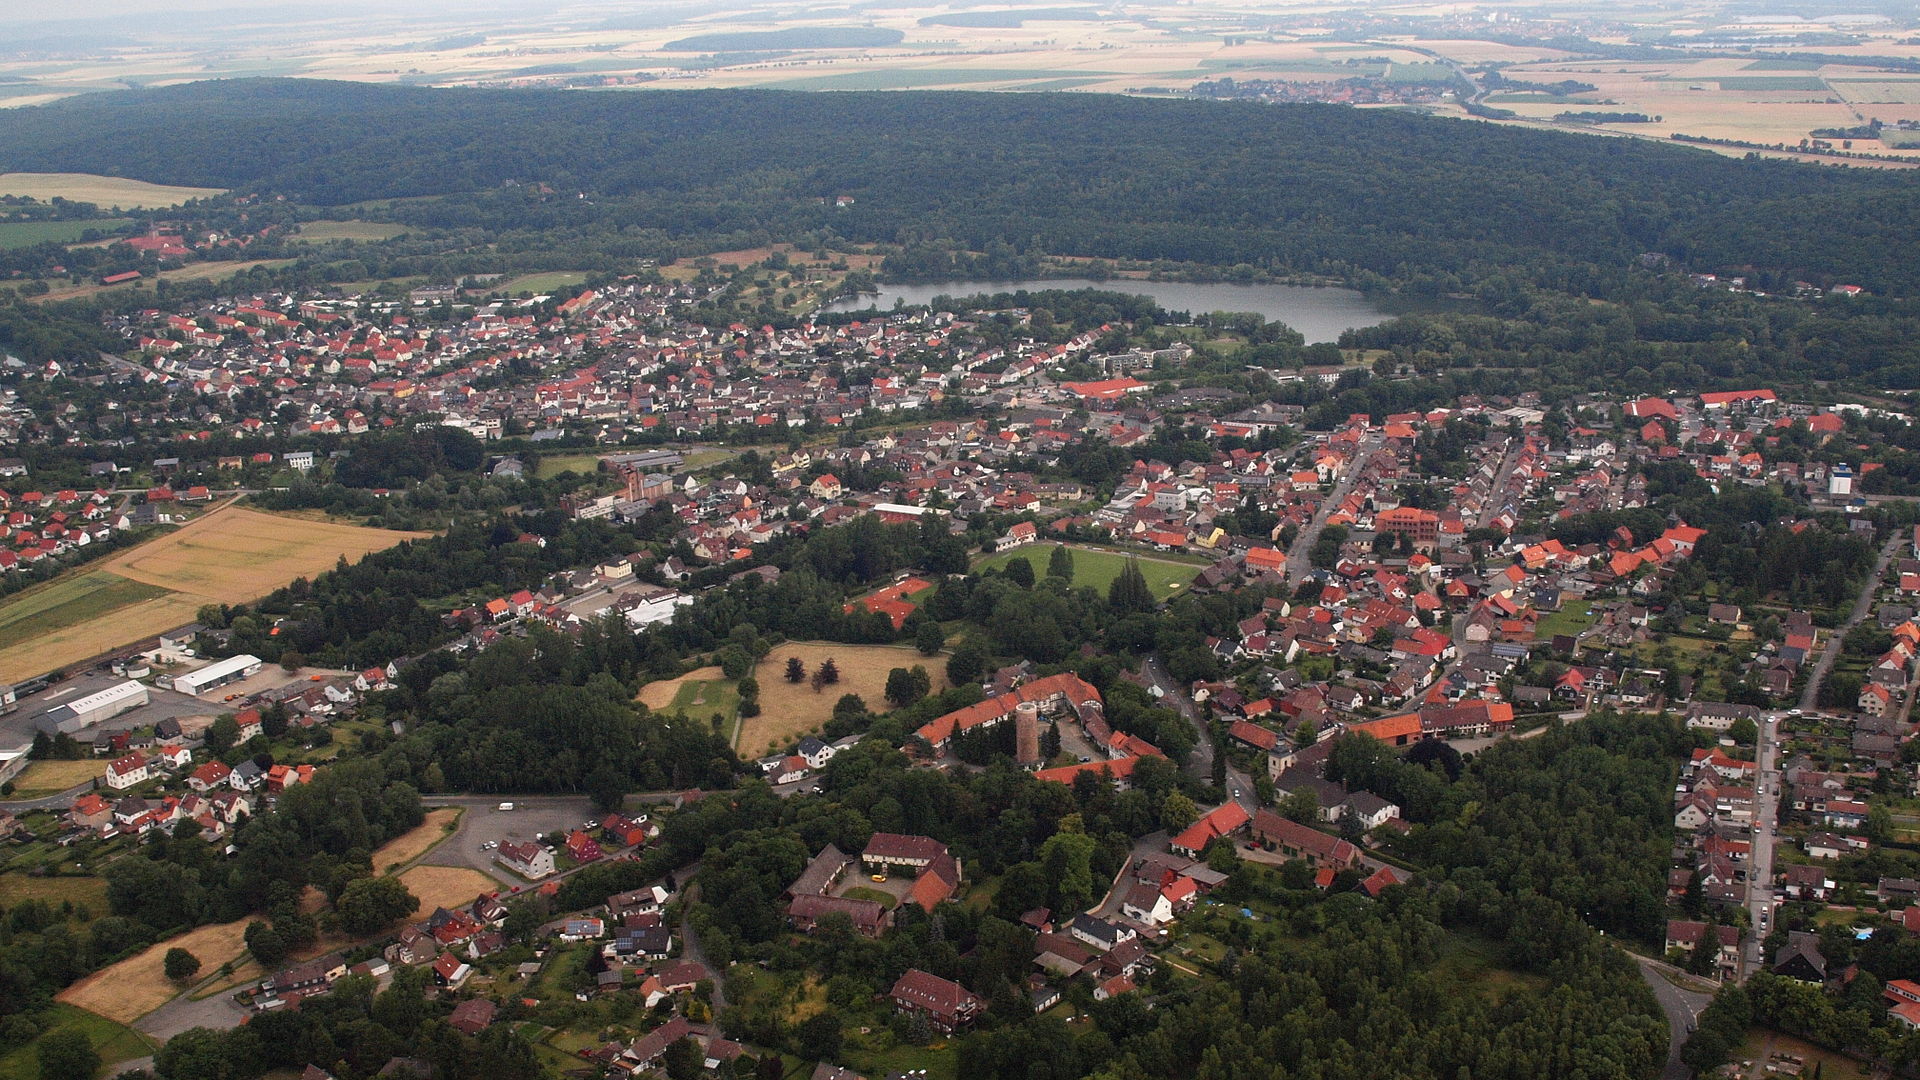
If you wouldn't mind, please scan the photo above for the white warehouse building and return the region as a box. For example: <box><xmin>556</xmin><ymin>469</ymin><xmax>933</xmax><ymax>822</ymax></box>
<box><xmin>171</xmin><ymin>654</ymin><xmax>263</xmax><ymax>697</ymax></box>
<box><xmin>35</xmin><ymin>679</ymin><xmax>150</xmax><ymax>734</ymax></box>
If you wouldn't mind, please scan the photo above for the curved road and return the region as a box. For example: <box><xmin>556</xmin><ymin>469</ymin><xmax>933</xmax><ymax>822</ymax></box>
<box><xmin>1634</xmin><ymin>955</ymin><xmax>1714</xmax><ymax>1080</ymax></box>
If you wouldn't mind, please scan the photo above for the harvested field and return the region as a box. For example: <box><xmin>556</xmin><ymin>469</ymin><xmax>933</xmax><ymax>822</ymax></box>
<box><xmin>738</xmin><ymin>641</ymin><xmax>949</xmax><ymax>756</ymax></box>
<box><xmin>396</xmin><ymin>865</ymin><xmax>499</xmax><ymax>917</ymax></box>
<box><xmin>0</xmin><ymin>504</ymin><xmax>428</xmax><ymax>681</ymax></box>
<box><xmin>0</xmin><ymin>572</ymin><xmax>203</xmax><ymax>683</ymax></box>
<box><xmin>58</xmin><ymin>918</ymin><xmax>251</xmax><ymax>1024</ymax></box>
<box><xmin>10</xmin><ymin>759</ymin><xmax>107</xmax><ymax>796</ymax></box>
<box><xmin>101</xmin><ymin>505</ymin><xmax>431</xmax><ymax>603</ymax></box>
<box><xmin>372</xmin><ymin>808</ymin><xmax>461</xmax><ymax>874</ymax></box>
<box><xmin>0</xmin><ymin>172</ymin><xmax>224</xmax><ymax>208</ymax></box>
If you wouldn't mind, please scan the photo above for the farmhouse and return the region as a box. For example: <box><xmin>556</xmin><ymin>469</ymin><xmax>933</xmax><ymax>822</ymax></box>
<box><xmin>1250</xmin><ymin>810</ymin><xmax>1359</xmax><ymax>870</ymax></box>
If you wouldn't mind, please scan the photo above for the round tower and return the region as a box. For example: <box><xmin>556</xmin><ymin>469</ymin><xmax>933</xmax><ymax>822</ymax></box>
<box><xmin>1015</xmin><ymin>700</ymin><xmax>1041</xmax><ymax>766</ymax></box>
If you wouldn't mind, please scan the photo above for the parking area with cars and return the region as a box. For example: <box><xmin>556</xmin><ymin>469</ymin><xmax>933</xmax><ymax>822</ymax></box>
<box><xmin>419</xmin><ymin>796</ymin><xmax>598</xmax><ymax>875</ymax></box>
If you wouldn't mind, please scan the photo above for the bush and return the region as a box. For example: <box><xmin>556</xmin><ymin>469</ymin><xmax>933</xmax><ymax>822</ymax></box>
<box><xmin>164</xmin><ymin>947</ymin><xmax>201</xmax><ymax>982</ymax></box>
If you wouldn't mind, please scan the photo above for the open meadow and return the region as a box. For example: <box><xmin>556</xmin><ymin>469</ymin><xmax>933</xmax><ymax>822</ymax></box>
<box><xmin>0</xmin><ymin>171</ymin><xmax>223</xmax><ymax>208</ymax></box>
<box><xmin>0</xmin><ymin>505</ymin><xmax>430</xmax><ymax>681</ymax></box>
<box><xmin>0</xmin><ymin>217</ymin><xmax>130</xmax><ymax>249</ymax></box>
<box><xmin>0</xmin><ymin>1004</ymin><xmax>153</xmax><ymax>1080</ymax></box>
<box><xmin>289</xmin><ymin>219</ymin><xmax>411</xmax><ymax>242</ymax></box>
<box><xmin>975</xmin><ymin>543</ymin><xmax>1199</xmax><ymax>600</ymax></box>
<box><xmin>8</xmin><ymin>759</ymin><xmax>107</xmax><ymax>797</ymax></box>
<box><xmin>741</xmin><ymin>641</ymin><xmax>949</xmax><ymax>756</ymax></box>
<box><xmin>58</xmin><ymin>918</ymin><xmax>252</xmax><ymax>1024</ymax></box>
<box><xmin>642</xmin><ymin>643</ymin><xmax>950</xmax><ymax>756</ymax></box>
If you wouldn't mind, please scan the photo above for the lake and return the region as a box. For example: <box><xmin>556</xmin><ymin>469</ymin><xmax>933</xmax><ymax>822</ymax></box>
<box><xmin>819</xmin><ymin>277</ymin><xmax>1393</xmax><ymax>344</ymax></box>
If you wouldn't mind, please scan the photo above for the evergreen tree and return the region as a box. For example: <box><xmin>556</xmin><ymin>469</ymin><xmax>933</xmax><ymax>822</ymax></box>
<box><xmin>785</xmin><ymin>656</ymin><xmax>806</xmax><ymax>683</ymax></box>
<box><xmin>1005</xmin><ymin>556</ymin><xmax>1035</xmax><ymax>589</ymax></box>
<box><xmin>1047</xmin><ymin>545</ymin><xmax>1075</xmax><ymax>580</ymax></box>
<box><xmin>1108</xmin><ymin>559</ymin><xmax>1155</xmax><ymax>613</ymax></box>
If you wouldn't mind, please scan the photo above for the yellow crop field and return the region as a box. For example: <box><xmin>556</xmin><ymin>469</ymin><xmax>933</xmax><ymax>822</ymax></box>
<box><xmin>0</xmin><ymin>504</ymin><xmax>429</xmax><ymax>681</ymax></box>
<box><xmin>101</xmin><ymin>505</ymin><xmax>431</xmax><ymax>603</ymax></box>
<box><xmin>0</xmin><ymin>172</ymin><xmax>224</xmax><ymax>208</ymax></box>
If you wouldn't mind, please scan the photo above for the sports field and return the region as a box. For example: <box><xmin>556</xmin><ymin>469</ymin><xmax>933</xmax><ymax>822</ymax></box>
<box><xmin>0</xmin><ymin>172</ymin><xmax>224</xmax><ymax>208</ymax></box>
<box><xmin>974</xmin><ymin>544</ymin><xmax>1198</xmax><ymax>599</ymax></box>
<box><xmin>0</xmin><ymin>505</ymin><xmax>429</xmax><ymax>681</ymax></box>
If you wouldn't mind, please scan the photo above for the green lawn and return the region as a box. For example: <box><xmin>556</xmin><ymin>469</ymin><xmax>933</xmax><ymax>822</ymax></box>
<box><xmin>494</xmin><ymin>271</ymin><xmax>589</xmax><ymax>295</ymax></box>
<box><xmin>843</xmin><ymin>886</ymin><xmax>898</xmax><ymax>909</ymax></box>
<box><xmin>669</xmin><ymin>678</ymin><xmax>741</xmax><ymax>724</ymax></box>
<box><xmin>289</xmin><ymin>219</ymin><xmax>410</xmax><ymax>243</ymax></box>
<box><xmin>974</xmin><ymin>544</ymin><xmax>1197</xmax><ymax>600</ymax></box>
<box><xmin>0</xmin><ymin>569</ymin><xmax>173</xmax><ymax>654</ymax></box>
<box><xmin>532</xmin><ymin>452</ymin><xmax>604</xmax><ymax>479</ymax></box>
<box><xmin>0</xmin><ymin>1004</ymin><xmax>155</xmax><ymax>1080</ymax></box>
<box><xmin>1532</xmin><ymin>605</ymin><xmax>1597</xmax><ymax>641</ymax></box>
<box><xmin>0</xmin><ymin>218</ymin><xmax>131</xmax><ymax>249</ymax></box>
<box><xmin>0</xmin><ymin>874</ymin><xmax>109</xmax><ymax>921</ymax></box>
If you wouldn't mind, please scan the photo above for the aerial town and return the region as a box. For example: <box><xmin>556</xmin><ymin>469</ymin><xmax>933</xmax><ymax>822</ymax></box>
<box><xmin>0</xmin><ymin>250</ymin><xmax>1910</xmax><ymax>1080</ymax></box>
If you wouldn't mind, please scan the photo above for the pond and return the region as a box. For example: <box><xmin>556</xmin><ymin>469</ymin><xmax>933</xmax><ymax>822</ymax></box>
<box><xmin>819</xmin><ymin>277</ymin><xmax>1394</xmax><ymax>344</ymax></box>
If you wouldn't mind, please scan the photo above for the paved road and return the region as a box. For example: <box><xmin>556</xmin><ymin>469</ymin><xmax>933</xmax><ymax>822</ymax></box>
<box><xmin>0</xmin><ymin>780</ymin><xmax>96</xmax><ymax>812</ymax></box>
<box><xmin>1800</xmin><ymin>531</ymin><xmax>1902</xmax><ymax>713</ymax></box>
<box><xmin>136</xmin><ymin>979</ymin><xmax>252</xmax><ymax>1041</ymax></box>
<box><xmin>1743</xmin><ymin>710</ymin><xmax>1784</xmax><ymax>977</ymax></box>
<box><xmin>1141</xmin><ymin>654</ymin><xmax>1255</xmax><ymax>813</ymax></box>
<box><xmin>1474</xmin><ymin>435</ymin><xmax>1524</xmax><ymax>531</ymax></box>
<box><xmin>1634</xmin><ymin>954</ymin><xmax>1713</xmax><ymax>1080</ymax></box>
<box><xmin>1285</xmin><ymin>435</ymin><xmax>1380</xmax><ymax>588</ymax></box>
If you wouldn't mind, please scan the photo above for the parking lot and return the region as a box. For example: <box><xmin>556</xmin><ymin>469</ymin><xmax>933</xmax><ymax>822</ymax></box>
<box><xmin>2</xmin><ymin>672</ymin><xmax>214</xmax><ymax>751</ymax></box>
<box><xmin>420</xmin><ymin>795</ymin><xmax>599</xmax><ymax>875</ymax></box>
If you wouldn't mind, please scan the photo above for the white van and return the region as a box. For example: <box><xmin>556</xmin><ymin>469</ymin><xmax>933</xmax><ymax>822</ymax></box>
<box><xmin>497</xmin><ymin>802</ymin><xmax>515</xmax><ymax>812</ymax></box>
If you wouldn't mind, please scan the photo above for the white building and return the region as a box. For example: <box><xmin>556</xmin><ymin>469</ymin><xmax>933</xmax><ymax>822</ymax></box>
<box><xmin>172</xmin><ymin>655</ymin><xmax>262</xmax><ymax>697</ymax></box>
<box><xmin>36</xmin><ymin>679</ymin><xmax>149</xmax><ymax>734</ymax></box>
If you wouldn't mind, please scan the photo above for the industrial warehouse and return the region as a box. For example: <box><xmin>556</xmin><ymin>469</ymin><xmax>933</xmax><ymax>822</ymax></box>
<box><xmin>165</xmin><ymin>654</ymin><xmax>263</xmax><ymax>697</ymax></box>
<box><xmin>34</xmin><ymin>679</ymin><xmax>150</xmax><ymax>735</ymax></box>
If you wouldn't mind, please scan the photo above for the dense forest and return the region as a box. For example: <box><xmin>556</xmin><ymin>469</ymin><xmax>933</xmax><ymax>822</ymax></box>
<box><xmin>0</xmin><ymin>80</ymin><xmax>1916</xmax><ymax>293</ymax></box>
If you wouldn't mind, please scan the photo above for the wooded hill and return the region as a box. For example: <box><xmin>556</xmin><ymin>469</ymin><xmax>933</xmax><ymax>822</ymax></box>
<box><xmin>0</xmin><ymin>79</ymin><xmax>1914</xmax><ymax>293</ymax></box>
